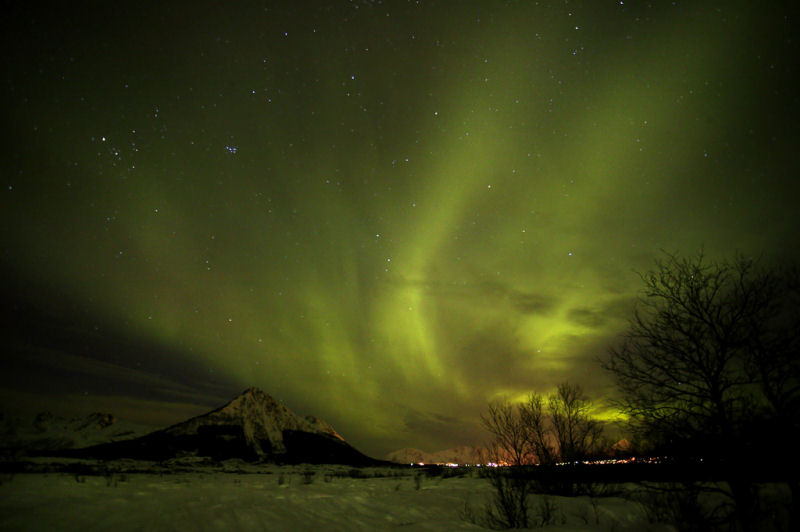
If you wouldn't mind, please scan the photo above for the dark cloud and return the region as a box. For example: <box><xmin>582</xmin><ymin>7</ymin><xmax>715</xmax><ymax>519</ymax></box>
<box><xmin>403</xmin><ymin>409</ymin><xmax>462</xmax><ymax>435</ymax></box>
<box><xmin>389</xmin><ymin>276</ymin><xmax>556</xmax><ymax>316</ymax></box>
<box><xmin>449</xmin><ymin>330</ymin><xmax>540</xmax><ymax>392</ymax></box>
<box><xmin>599</xmin><ymin>296</ymin><xmax>640</xmax><ymax>323</ymax></box>
<box><xmin>0</xmin><ymin>272</ymin><xmax>239</xmax><ymax>417</ymax></box>
<box><xmin>566</xmin><ymin>307</ymin><xmax>607</xmax><ymax>328</ymax></box>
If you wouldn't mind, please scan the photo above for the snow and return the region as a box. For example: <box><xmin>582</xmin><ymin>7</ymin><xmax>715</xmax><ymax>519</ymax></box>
<box><xmin>11</xmin><ymin>388</ymin><xmax>369</xmax><ymax>464</ymax></box>
<box><xmin>0</xmin><ymin>411</ymin><xmax>151</xmax><ymax>452</ymax></box>
<box><xmin>164</xmin><ymin>387</ymin><xmax>341</xmax><ymax>457</ymax></box>
<box><xmin>0</xmin><ymin>463</ymin><xmax>674</xmax><ymax>531</ymax></box>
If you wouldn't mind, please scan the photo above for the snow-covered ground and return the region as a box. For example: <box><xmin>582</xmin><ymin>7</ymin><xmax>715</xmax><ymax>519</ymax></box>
<box><xmin>0</xmin><ymin>463</ymin><xmax>673</xmax><ymax>531</ymax></box>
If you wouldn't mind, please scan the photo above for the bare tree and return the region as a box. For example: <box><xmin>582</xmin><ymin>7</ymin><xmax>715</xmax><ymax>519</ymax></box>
<box><xmin>548</xmin><ymin>382</ymin><xmax>604</xmax><ymax>463</ymax></box>
<box><xmin>603</xmin><ymin>251</ymin><xmax>799</xmax><ymax>528</ymax></box>
<box><xmin>742</xmin><ymin>265</ymin><xmax>800</xmax><ymax>421</ymax></box>
<box><xmin>519</xmin><ymin>393</ymin><xmax>555</xmax><ymax>465</ymax></box>
<box><xmin>482</xmin><ymin>383</ymin><xmax>604</xmax><ymax>466</ymax></box>
<box><xmin>480</xmin><ymin>399</ymin><xmax>532</xmax><ymax>466</ymax></box>
<box><xmin>604</xmin><ymin>251</ymin><xmax>799</xmax><ymax>458</ymax></box>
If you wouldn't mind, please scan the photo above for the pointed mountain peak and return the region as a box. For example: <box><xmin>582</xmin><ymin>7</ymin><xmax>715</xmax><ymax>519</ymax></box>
<box><xmin>230</xmin><ymin>387</ymin><xmax>287</xmax><ymax>409</ymax></box>
<box><xmin>161</xmin><ymin>387</ymin><xmax>345</xmax><ymax>459</ymax></box>
<box><xmin>57</xmin><ymin>387</ymin><xmax>380</xmax><ymax>465</ymax></box>
<box><xmin>240</xmin><ymin>386</ymin><xmax>267</xmax><ymax>397</ymax></box>
<box><xmin>230</xmin><ymin>387</ymin><xmax>277</xmax><ymax>405</ymax></box>
<box><xmin>216</xmin><ymin>387</ymin><xmax>290</xmax><ymax>420</ymax></box>
<box><xmin>231</xmin><ymin>387</ymin><xmax>273</xmax><ymax>404</ymax></box>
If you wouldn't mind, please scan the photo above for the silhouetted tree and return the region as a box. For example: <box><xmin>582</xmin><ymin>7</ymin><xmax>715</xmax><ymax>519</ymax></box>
<box><xmin>603</xmin><ymin>251</ymin><xmax>799</xmax><ymax>528</ymax></box>
<box><xmin>548</xmin><ymin>382</ymin><xmax>604</xmax><ymax>463</ymax></box>
<box><xmin>519</xmin><ymin>393</ymin><xmax>554</xmax><ymax>465</ymax></box>
<box><xmin>481</xmin><ymin>382</ymin><xmax>604</xmax><ymax>466</ymax></box>
<box><xmin>481</xmin><ymin>399</ymin><xmax>532</xmax><ymax>466</ymax></box>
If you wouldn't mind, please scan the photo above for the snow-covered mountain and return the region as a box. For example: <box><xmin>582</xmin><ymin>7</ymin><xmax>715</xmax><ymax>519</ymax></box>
<box><xmin>0</xmin><ymin>410</ymin><xmax>148</xmax><ymax>454</ymax></box>
<box><xmin>387</xmin><ymin>445</ymin><xmax>484</xmax><ymax>465</ymax></box>
<box><xmin>57</xmin><ymin>387</ymin><xmax>380</xmax><ymax>465</ymax></box>
<box><xmin>158</xmin><ymin>387</ymin><xmax>346</xmax><ymax>458</ymax></box>
<box><xmin>608</xmin><ymin>438</ymin><xmax>633</xmax><ymax>455</ymax></box>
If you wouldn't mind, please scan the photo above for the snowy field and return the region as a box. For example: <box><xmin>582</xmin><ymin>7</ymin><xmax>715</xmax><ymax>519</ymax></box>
<box><xmin>1</xmin><ymin>462</ymin><xmax>790</xmax><ymax>531</ymax></box>
<box><xmin>0</xmin><ymin>463</ymin><xmax>669</xmax><ymax>531</ymax></box>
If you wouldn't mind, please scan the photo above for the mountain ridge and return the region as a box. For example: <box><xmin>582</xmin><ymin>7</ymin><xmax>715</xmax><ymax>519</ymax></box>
<box><xmin>386</xmin><ymin>445</ymin><xmax>484</xmax><ymax>465</ymax></box>
<box><xmin>37</xmin><ymin>387</ymin><xmax>384</xmax><ymax>465</ymax></box>
<box><xmin>160</xmin><ymin>387</ymin><xmax>343</xmax><ymax>457</ymax></box>
<box><xmin>1</xmin><ymin>410</ymin><xmax>150</xmax><ymax>454</ymax></box>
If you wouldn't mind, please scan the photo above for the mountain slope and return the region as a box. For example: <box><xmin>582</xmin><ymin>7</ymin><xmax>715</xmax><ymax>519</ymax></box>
<box><xmin>1</xmin><ymin>411</ymin><xmax>149</xmax><ymax>455</ymax></box>
<box><xmin>162</xmin><ymin>387</ymin><xmax>337</xmax><ymax>456</ymax></box>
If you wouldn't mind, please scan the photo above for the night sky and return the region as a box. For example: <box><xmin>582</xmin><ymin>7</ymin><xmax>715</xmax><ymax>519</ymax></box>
<box><xmin>2</xmin><ymin>1</ymin><xmax>798</xmax><ymax>457</ymax></box>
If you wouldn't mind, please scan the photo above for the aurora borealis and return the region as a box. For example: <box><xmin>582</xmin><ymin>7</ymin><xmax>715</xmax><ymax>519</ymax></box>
<box><xmin>1</xmin><ymin>2</ymin><xmax>798</xmax><ymax>457</ymax></box>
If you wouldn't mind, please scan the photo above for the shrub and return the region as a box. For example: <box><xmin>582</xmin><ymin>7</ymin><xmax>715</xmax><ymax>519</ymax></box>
<box><xmin>532</xmin><ymin>496</ymin><xmax>564</xmax><ymax>527</ymax></box>
<box><xmin>633</xmin><ymin>482</ymin><xmax>722</xmax><ymax>531</ymax></box>
<box><xmin>481</xmin><ymin>470</ymin><xmax>533</xmax><ymax>529</ymax></box>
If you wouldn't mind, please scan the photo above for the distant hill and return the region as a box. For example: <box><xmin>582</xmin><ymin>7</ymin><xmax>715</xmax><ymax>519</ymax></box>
<box><xmin>41</xmin><ymin>387</ymin><xmax>385</xmax><ymax>465</ymax></box>
<box><xmin>387</xmin><ymin>445</ymin><xmax>484</xmax><ymax>465</ymax></box>
<box><xmin>0</xmin><ymin>410</ymin><xmax>149</xmax><ymax>455</ymax></box>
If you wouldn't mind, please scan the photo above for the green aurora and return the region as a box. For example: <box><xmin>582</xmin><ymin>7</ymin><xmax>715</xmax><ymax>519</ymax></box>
<box><xmin>1</xmin><ymin>2</ymin><xmax>798</xmax><ymax>457</ymax></box>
